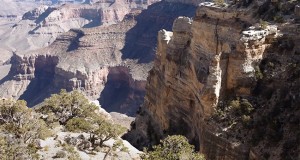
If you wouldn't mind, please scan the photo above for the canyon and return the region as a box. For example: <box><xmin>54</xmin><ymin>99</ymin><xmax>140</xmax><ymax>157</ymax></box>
<box><xmin>0</xmin><ymin>0</ymin><xmax>299</xmax><ymax>159</ymax></box>
<box><xmin>0</xmin><ymin>0</ymin><xmax>197</xmax><ymax>116</ymax></box>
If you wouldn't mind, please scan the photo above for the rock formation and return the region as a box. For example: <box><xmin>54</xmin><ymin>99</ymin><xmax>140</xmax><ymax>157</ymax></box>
<box><xmin>125</xmin><ymin>0</ymin><xmax>300</xmax><ymax>159</ymax></box>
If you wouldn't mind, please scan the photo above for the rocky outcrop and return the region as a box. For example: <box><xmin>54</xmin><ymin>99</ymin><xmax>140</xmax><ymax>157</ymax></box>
<box><xmin>124</xmin><ymin>1</ymin><xmax>299</xmax><ymax>159</ymax></box>
<box><xmin>22</xmin><ymin>5</ymin><xmax>51</xmax><ymax>20</ymax></box>
<box><xmin>121</xmin><ymin>1</ymin><xmax>197</xmax><ymax>63</ymax></box>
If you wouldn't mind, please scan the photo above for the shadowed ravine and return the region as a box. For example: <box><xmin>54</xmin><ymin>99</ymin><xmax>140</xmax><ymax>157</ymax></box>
<box><xmin>99</xmin><ymin>67</ymin><xmax>146</xmax><ymax>116</ymax></box>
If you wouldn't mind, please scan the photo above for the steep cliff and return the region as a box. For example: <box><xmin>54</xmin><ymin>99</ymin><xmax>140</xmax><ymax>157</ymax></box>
<box><xmin>126</xmin><ymin>1</ymin><xmax>300</xmax><ymax>159</ymax></box>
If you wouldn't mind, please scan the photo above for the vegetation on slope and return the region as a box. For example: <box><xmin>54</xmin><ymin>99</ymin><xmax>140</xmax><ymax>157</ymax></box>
<box><xmin>0</xmin><ymin>99</ymin><xmax>51</xmax><ymax>159</ymax></box>
<box><xmin>0</xmin><ymin>89</ymin><xmax>204</xmax><ymax>159</ymax></box>
<box><xmin>141</xmin><ymin>135</ymin><xmax>205</xmax><ymax>160</ymax></box>
<box><xmin>0</xmin><ymin>90</ymin><xmax>128</xmax><ymax>159</ymax></box>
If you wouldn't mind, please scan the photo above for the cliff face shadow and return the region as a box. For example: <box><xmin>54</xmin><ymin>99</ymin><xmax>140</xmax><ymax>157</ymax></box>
<box><xmin>19</xmin><ymin>75</ymin><xmax>55</xmax><ymax>107</ymax></box>
<box><xmin>99</xmin><ymin>67</ymin><xmax>146</xmax><ymax>116</ymax></box>
<box><xmin>19</xmin><ymin>56</ymin><xmax>59</xmax><ymax>107</ymax></box>
<box><xmin>67</xmin><ymin>29</ymin><xmax>84</xmax><ymax>52</ymax></box>
<box><xmin>83</xmin><ymin>19</ymin><xmax>102</xmax><ymax>28</ymax></box>
<box><xmin>34</xmin><ymin>7</ymin><xmax>57</xmax><ymax>24</ymax></box>
<box><xmin>121</xmin><ymin>1</ymin><xmax>196</xmax><ymax>63</ymax></box>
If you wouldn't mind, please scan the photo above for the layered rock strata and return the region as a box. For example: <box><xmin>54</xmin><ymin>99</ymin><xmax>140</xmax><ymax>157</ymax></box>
<box><xmin>125</xmin><ymin>1</ymin><xmax>293</xmax><ymax>159</ymax></box>
<box><xmin>0</xmin><ymin>0</ymin><xmax>160</xmax><ymax>64</ymax></box>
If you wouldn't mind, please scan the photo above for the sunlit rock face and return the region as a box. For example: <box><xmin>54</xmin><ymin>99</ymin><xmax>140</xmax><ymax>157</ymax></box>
<box><xmin>124</xmin><ymin>1</ymin><xmax>299</xmax><ymax>159</ymax></box>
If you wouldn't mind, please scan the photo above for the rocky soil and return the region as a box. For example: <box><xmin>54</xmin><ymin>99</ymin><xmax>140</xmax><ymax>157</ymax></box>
<box><xmin>38</xmin><ymin>131</ymin><xmax>142</xmax><ymax>160</ymax></box>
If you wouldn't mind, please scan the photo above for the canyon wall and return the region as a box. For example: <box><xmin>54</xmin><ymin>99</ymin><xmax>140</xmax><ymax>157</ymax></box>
<box><xmin>0</xmin><ymin>1</ymin><xmax>136</xmax><ymax>65</ymax></box>
<box><xmin>0</xmin><ymin>0</ymin><xmax>162</xmax><ymax>64</ymax></box>
<box><xmin>124</xmin><ymin>1</ymin><xmax>300</xmax><ymax>159</ymax></box>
